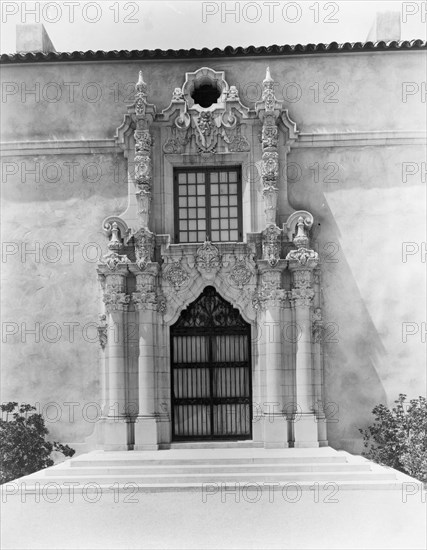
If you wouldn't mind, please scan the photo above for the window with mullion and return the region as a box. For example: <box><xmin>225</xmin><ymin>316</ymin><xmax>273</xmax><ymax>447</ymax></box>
<box><xmin>174</xmin><ymin>167</ymin><xmax>242</xmax><ymax>244</ymax></box>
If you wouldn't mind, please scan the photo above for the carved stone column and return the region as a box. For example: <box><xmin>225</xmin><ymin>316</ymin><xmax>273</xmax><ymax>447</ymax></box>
<box><xmin>130</xmin><ymin>263</ymin><xmax>163</xmax><ymax>449</ymax></box>
<box><xmin>253</xmin><ymin>261</ymin><xmax>288</xmax><ymax>448</ymax></box>
<box><xmin>98</xmin><ymin>264</ymin><xmax>131</xmax><ymax>450</ymax></box>
<box><xmin>286</xmin><ymin>216</ymin><xmax>320</xmax><ymax>447</ymax></box>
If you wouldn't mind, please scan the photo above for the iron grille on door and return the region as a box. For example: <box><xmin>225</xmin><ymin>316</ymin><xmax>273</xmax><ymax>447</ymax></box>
<box><xmin>170</xmin><ymin>286</ymin><xmax>252</xmax><ymax>440</ymax></box>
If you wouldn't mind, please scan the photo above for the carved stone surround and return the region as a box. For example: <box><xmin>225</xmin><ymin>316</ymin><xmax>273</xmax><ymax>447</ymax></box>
<box><xmin>95</xmin><ymin>66</ymin><xmax>326</xmax><ymax>448</ymax></box>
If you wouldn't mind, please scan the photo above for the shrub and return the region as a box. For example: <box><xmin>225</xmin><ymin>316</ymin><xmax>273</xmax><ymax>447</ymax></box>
<box><xmin>0</xmin><ymin>402</ymin><xmax>75</xmax><ymax>484</ymax></box>
<box><xmin>359</xmin><ymin>394</ymin><xmax>427</xmax><ymax>483</ymax></box>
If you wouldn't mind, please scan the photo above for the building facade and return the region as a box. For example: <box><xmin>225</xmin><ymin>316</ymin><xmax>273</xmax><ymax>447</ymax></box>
<box><xmin>1</xmin><ymin>35</ymin><xmax>426</xmax><ymax>453</ymax></box>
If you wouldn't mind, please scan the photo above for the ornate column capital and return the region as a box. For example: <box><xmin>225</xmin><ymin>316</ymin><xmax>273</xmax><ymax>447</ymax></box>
<box><xmin>288</xmin><ymin>287</ymin><xmax>315</xmax><ymax>308</ymax></box>
<box><xmin>252</xmin><ymin>267</ymin><xmax>287</xmax><ymax>310</ymax></box>
<box><xmin>130</xmin><ymin>262</ymin><xmax>164</xmax><ymax>313</ymax></box>
<box><xmin>99</xmin><ymin>267</ymin><xmax>130</xmax><ymax>313</ymax></box>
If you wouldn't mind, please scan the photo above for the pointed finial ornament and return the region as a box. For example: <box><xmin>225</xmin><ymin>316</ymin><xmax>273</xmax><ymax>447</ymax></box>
<box><xmin>264</xmin><ymin>66</ymin><xmax>273</xmax><ymax>83</ymax></box>
<box><xmin>136</xmin><ymin>70</ymin><xmax>147</xmax><ymax>94</ymax></box>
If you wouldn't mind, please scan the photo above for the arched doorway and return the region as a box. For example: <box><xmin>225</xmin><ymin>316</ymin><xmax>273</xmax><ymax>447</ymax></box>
<box><xmin>170</xmin><ymin>286</ymin><xmax>252</xmax><ymax>441</ymax></box>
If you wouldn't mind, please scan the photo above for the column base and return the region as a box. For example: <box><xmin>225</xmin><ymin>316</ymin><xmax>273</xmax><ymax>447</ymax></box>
<box><xmin>293</xmin><ymin>413</ymin><xmax>319</xmax><ymax>448</ymax></box>
<box><xmin>134</xmin><ymin>416</ymin><xmax>161</xmax><ymax>450</ymax></box>
<box><xmin>262</xmin><ymin>414</ymin><xmax>289</xmax><ymax>448</ymax></box>
<box><xmin>103</xmin><ymin>417</ymin><xmax>132</xmax><ymax>451</ymax></box>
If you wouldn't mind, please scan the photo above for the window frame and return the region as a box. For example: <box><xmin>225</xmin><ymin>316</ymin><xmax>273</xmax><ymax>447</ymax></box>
<box><xmin>173</xmin><ymin>166</ymin><xmax>243</xmax><ymax>244</ymax></box>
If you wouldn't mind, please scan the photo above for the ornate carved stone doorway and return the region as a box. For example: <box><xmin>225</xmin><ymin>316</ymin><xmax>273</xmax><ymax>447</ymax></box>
<box><xmin>170</xmin><ymin>286</ymin><xmax>252</xmax><ymax>441</ymax></box>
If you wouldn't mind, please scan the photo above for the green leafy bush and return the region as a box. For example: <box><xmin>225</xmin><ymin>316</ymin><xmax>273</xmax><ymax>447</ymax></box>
<box><xmin>359</xmin><ymin>394</ymin><xmax>427</xmax><ymax>483</ymax></box>
<box><xmin>0</xmin><ymin>402</ymin><xmax>75</xmax><ymax>484</ymax></box>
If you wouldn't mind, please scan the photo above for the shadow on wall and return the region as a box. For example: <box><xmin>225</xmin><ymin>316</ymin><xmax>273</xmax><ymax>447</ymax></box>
<box><xmin>288</xmin><ymin>178</ymin><xmax>388</xmax><ymax>453</ymax></box>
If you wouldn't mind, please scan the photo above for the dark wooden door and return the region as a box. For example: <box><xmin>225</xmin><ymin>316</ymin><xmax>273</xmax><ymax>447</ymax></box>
<box><xmin>171</xmin><ymin>286</ymin><xmax>252</xmax><ymax>440</ymax></box>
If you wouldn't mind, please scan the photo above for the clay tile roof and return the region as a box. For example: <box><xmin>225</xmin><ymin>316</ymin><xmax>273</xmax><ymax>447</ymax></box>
<box><xmin>1</xmin><ymin>40</ymin><xmax>426</xmax><ymax>64</ymax></box>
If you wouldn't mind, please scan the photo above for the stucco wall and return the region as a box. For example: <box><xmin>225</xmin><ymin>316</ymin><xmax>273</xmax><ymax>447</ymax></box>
<box><xmin>1</xmin><ymin>50</ymin><xmax>425</xmax><ymax>450</ymax></box>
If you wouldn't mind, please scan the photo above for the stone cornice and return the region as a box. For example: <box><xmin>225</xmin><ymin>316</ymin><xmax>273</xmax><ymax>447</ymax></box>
<box><xmin>2</xmin><ymin>131</ymin><xmax>425</xmax><ymax>157</ymax></box>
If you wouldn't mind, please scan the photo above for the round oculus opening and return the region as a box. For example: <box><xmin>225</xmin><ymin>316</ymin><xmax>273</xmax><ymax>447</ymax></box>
<box><xmin>191</xmin><ymin>83</ymin><xmax>221</xmax><ymax>108</ymax></box>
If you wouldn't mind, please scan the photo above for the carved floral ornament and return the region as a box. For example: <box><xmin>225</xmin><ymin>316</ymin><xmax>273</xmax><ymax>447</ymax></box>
<box><xmin>312</xmin><ymin>307</ymin><xmax>323</xmax><ymax>343</ymax></box>
<box><xmin>97</xmin><ymin>314</ymin><xmax>108</xmax><ymax>349</ymax></box>
<box><xmin>195</xmin><ymin>240</ymin><xmax>222</xmax><ymax>280</ymax></box>
<box><xmin>289</xmin><ymin>287</ymin><xmax>315</xmax><ymax>308</ymax></box>
<box><xmin>229</xmin><ymin>258</ymin><xmax>253</xmax><ymax>289</ymax></box>
<box><xmin>262</xmin><ymin>224</ymin><xmax>282</xmax><ymax>266</ymax></box>
<box><xmin>163</xmin><ymin>260</ymin><xmax>189</xmax><ymax>291</ymax></box>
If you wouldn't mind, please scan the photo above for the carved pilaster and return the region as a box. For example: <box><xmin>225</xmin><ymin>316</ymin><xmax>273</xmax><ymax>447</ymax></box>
<box><xmin>132</xmin><ymin>71</ymin><xmax>156</xmax><ymax>229</ymax></box>
<box><xmin>256</xmin><ymin>68</ymin><xmax>283</xmax><ymax>227</ymax></box>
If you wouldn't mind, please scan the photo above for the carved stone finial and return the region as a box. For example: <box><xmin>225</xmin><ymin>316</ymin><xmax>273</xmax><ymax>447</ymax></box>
<box><xmin>172</xmin><ymin>87</ymin><xmax>184</xmax><ymax>101</ymax></box>
<box><xmin>264</xmin><ymin>66</ymin><xmax>273</xmax><ymax>83</ymax></box>
<box><xmin>293</xmin><ymin>216</ymin><xmax>310</xmax><ymax>249</ymax></box>
<box><xmin>227</xmin><ymin>85</ymin><xmax>239</xmax><ymax>100</ymax></box>
<box><xmin>107</xmin><ymin>222</ymin><xmax>123</xmax><ymax>251</ymax></box>
<box><xmin>136</xmin><ymin>71</ymin><xmax>147</xmax><ymax>94</ymax></box>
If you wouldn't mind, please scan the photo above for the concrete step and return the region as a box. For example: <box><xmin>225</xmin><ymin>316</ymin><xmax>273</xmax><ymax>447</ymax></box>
<box><xmin>49</xmin><ymin>463</ymin><xmax>372</xmax><ymax>476</ymax></box>
<box><xmin>37</xmin><ymin>471</ymin><xmax>397</xmax><ymax>484</ymax></box>
<box><xmin>70</xmin><ymin>455</ymin><xmax>349</xmax><ymax>467</ymax></box>
<box><xmin>2</xmin><ymin>447</ymin><xmax>422</xmax><ymax>494</ymax></box>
